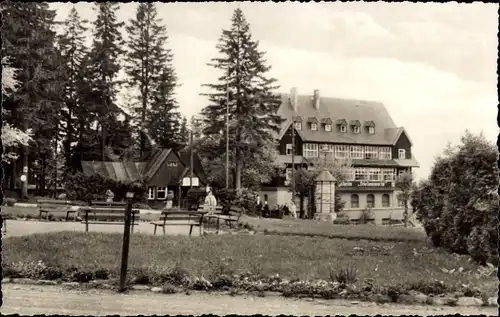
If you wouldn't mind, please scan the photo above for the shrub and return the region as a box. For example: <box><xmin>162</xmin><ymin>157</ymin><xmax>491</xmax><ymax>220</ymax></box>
<box><xmin>330</xmin><ymin>267</ymin><xmax>357</xmax><ymax>285</ymax></box>
<box><xmin>333</xmin><ymin>212</ymin><xmax>350</xmax><ymax>225</ymax></box>
<box><xmin>414</xmin><ymin>131</ymin><xmax>499</xmax><ymax>264</ymax></box>
<box><xmin>65</xmin><ymin>171</ymin><xmax>146</xmax><ymax>204</ymax></box>
<box><xmin>4</xmin><ymin>197</ymin><xmax>16</xmax><ymax>207</ymax></box>
<box><xmin>186</xmin><ymin>188</ymin><xmax>207</xmax><ymax>210</ymax></box>
<box><xmin>359</xmin><ymin>208</ymin><xmax>374</xmax><ymax>224</ymax></box>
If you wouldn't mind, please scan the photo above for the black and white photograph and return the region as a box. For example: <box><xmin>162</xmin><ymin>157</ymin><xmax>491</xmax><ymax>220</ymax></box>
<box><xmin>0</xmin><ymin>1</ymin><xmax>498</xmax><ymax>315</ymax></box>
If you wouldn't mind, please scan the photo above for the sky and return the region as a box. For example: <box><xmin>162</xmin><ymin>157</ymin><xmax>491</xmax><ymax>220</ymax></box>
<box><xmin>50</xmin><ymin>2</ymin><xmax>499</xmax><ymax>182</ymax></box>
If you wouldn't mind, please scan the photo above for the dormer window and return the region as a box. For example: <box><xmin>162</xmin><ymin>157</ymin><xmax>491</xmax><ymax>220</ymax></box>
<box><xmin>369</xmin><ymin>127</ymin><xmax>375</xmax><ymax>134</ymax></box>
<box><xmin>325</xmin><ymin>124</ymin><xmax>331</xmax><ymax>132</ymax></box>
<box><xmin>294</xmin><ymin>122</ymin><xmax>302</xmax><ymax>131</ymax></box>
<box><xmin>365</xmin><ymin>121</ymin><xmax>376</xmax><ymax>134</ymax></box>
<box><xmin>354</xmin><ymin>126</ymin><xmax>360</xmax><ymax>134</ymax></box>
<box><xmin>340</xmin><ymin>125</ymin><xmax>347</xmax><ymax>133</ymax></box>
<box><xmin>311</xmin><ymin>123</ymin><xmax>318</xmax><ymax>131</ymax></box>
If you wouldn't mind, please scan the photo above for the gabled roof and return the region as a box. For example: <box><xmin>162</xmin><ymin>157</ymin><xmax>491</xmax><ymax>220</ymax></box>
<box><xmin>365</xmin><ymin>120</ymin><xmax>376</xmax><ymax>127</ymax></box>
<box><xmin>336</xmin><ymin>119</ymin><xmax>348</xmax><ymax>126</ymax></box>
<box><xmin>293</xmin><ymin>116</ymin><xmax>303</xmax><ymax>122</ymax></box>
<box><xmin>276</xmin><ymin>119</ymin><xmax>305</xmax><ymax>140</ymax></box>
<box><xmin>143</xmin><ymin>149</ymin><xmax>174</xmax><ymax>181</ymax></box>
<box><xmin>350</xmin><ymin>120</ymin><xmax>361</xmax><ymax>127</ymax></box>
<box><xmin>321</xmin><ymin>118</ymin><xmax>332</xmax><ymax>124</ymax></box>
<box><xmin>81</xmin><ymin>161</ymin><xmax>144</xmax><ymax>182</ymax></box>
<box><xmin>277</xmin><ymin>93</ymin><xmax>404</xmax><ymax>146</ymax></box>
<box><xmin>307</xmin><ymin>117</ymin><xmax>318</xmax><ymax>123</ymax></box>
<box><xmin>384</xmin><ymin>127</ymin><xmax>413</xmax><ymax>146</ymax></box>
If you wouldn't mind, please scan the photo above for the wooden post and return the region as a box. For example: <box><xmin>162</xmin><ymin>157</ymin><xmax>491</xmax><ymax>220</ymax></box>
<box><xmin>119</xmin><ymin>192</ymin><xmax>134</xmax><ymax>292</ymax></box>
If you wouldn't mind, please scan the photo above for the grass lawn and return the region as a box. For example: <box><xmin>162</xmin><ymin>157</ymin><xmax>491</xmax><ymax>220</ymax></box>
<box><xmin>3</xmin><ymin>231</ymin><xmax>496</xmax><ymax>296</ymax></box>
<box><xmin>240</xmin><ymin>216</ymin><xmax>427</xmax><ymax>242</ymax></box>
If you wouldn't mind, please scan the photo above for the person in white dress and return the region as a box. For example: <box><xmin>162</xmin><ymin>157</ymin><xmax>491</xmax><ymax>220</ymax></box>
<box><xmin>288</xmin><ymin>199</ymin><xmax>297</xmax><ymax>219</ymax></box>
<box><xmin>204</xmin><ymin>190</ymin><xmax>217</xmax><ymax>214</ymax></box>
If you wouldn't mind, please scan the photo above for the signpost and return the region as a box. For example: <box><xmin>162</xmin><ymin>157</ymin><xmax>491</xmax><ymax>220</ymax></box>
<box><xmin>119</xmin><ymin>192</ymin><xmax>134</xmax><ymax>292</ymax></box>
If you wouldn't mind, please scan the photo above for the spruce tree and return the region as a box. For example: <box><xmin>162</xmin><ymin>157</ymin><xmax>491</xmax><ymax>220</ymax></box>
<box><xmin>125</xmin><ymin>3</ymin><xmax>180</xmax><ymax>156</ymax></box>
<box><xmin>1</xmin><ymin>2</ymin><xmax>64</xmax><ymax>197</ymax></box>
<box><xmin>148</xmin><ymin>68</ymin><xmax>181</xmax><ymax>149</ymax></box>
<box><xmin>201</xmin><ymin>8</ymin><xmax>284</xmax><ymax>189</ymax></box>
<box><xmin>57</xmin><ymin>6</ymin><xmax>90</xmax><ymax>170</ymax></box>
<box><xmin>178</xmin><ymin>116</ymin><xmax>189</xmax><ymax>146</ymax></box>
<box><xmin>87</xmin><ymin>2</ymin><xmax>127</xmax><ymax>161</ymax></box>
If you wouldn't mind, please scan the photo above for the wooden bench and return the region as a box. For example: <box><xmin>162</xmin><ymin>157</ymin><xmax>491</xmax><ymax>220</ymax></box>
<box><xmin>205</xmin><ymin>206</ymin><xmax>244</xmax><ymax>234</ymax></box>
<box><xmin>80</xmin><ymin>205</ymin><xmax>140</xmax><ymax>233</ymax></box>
<box><xmin>37</xmin><ymin>200</ymin><xmax>82</xmax><ymax>221</ymax></box>
<box><xmin>150</xmin><ymin>209</ymin><xmax>207</xmax><ymax>236</ymax></box>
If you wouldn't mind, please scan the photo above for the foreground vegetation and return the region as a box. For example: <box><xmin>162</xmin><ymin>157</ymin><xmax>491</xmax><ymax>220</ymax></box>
<box><xmin>240</xmin><ymin>216</ymin><xmax>426</xmax><ymax>242</ymax></box>
<box><xmin>3</xmin><ymin>232</ymin><xmax>496</xmax><ymax>300</ymax></box>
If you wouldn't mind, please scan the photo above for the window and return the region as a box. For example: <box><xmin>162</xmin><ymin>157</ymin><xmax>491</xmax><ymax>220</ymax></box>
<box><xmin>382</xmin><ymin>194</ymin><xmax>390</xmax><ymax>207</ymax></box>
<box><xmin>321</xmin><ymin>144</ymin><xmax>334</xmax><ymax>157</ymax></box>
<box><xmin>294</xmin><ymin>122</ymin><xmax>302</xmax><ymax>131</ymax></box>
<box><xmin>349</xmin><ymin>145</ymin><xmax>364</xmax><ymax>159</ymax></box>
<box><xmin>335</xmin><ymin>145</ymin><xmax>349</xmax><ymax>159</ymax></box>
<box><xmin>325</xmin><ymin>124</ymin><xmax>332</xmax><ymax>132</ymax></box>
<box><xmin>398</xmin><ymin>149</ymin><xmax>406</xmax><ymax>159</ymax></box>
<box><xmin>303</xmin><ymin>143</ymin><xmax>318</xmax><ymax>158</ymax></box>
<box><xmin>167</xmin><ymin>161</ymin><xmax>178</xmax><ymax>167</ymax></box>
<box><xmin>147</xmin><ymin>187</ymin><xmax>155</xmax><ymax>200</ymax></box>
<box><xmin>368</xmin><ymin>168</ymin><xmax>381</xmax><ymax>181</ymax></box>
<box><xmin>365</xmin><ymin>146</ymin><xmax>378</xmax><ymax>159</ymax></box>
<box><xmin>398</xmin><ymin>197</ymin><xmax>406</xmax><ymax>207</ymax></box>
<box><xmin>354</xmin><ymin>126</ymin><xmax>360</xmax><ymax>134</ymax></box>
<box><xmin>340</xmin><ymin>125</ymin><xmax>347</xmax><ymax>133</ymax></box>
<box><xmin>350</xmin><ymin>194</ymin><xmax>359</xmax><ymax>208</ymax></box>
<box><xmin>354</xmin><ymin>167</ymin><xmax>368</xmax><ymax>181</ymax></box>
<box><xmin>369</xmin><ymin>127</ymin><xmax>375</xmax><ymax>134</ymax></box>
<box><xmin>157</xmin><ymin>187</ymin><xmax>167</xmax><ymax>200</ymax></box>
<box><xmin>286</xmin><ymin>144</ymin><xmax>293</xmax><ymax>155</ymax></box>
<box><xmin>379</xmin><ymin>147</ymin><xmax>392</xmax><ymax>160</ymax></box>
<box><xmin>311</xmin><ymin>123</ymin><xmax>318</xmax><ymax>131</ymax></box>
<box><xmin>366</xmin><ymin>194</ymin><xmax>375</xmax><ymax>208</ymax></box>
<box><xmin>383</xmin><ymin>169</ymin><xmax>395</xmax><ymax>181</ymax></box>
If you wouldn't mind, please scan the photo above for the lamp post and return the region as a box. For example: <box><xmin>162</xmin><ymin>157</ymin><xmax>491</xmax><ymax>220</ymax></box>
<box><xmin>225</xmin><ymin>68</ymin><xmax>230</xmax><ymax>190</ymax></box>
<box><xmin>291</xmin><ymin>118</ymin><xmax>296</xmax><ymax>201</ymax></box>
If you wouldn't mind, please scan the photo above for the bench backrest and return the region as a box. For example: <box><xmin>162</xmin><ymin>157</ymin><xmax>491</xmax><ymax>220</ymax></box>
<box><xmin>38</xmin><ymin>200</ymin><xmax>72</xmax><ymax>209</ymax></box>
<box><xmin>160</xmin><ymin>210</ymin><xmax>206</xmax><ymax>222</ymax></box>
<box><xmin>90</xmin><ymin>201</ymin><xmax>126</xmax><ymax>208</ymax></box>
<box><xmin>197</xmin><ymin>205</ymin><xmax>223</xmax><ymax>213</ymax></box>
<box><xmin>85</xmin><ymin>207</ymin><xmax>140</xmax><ymax>222</ymax></box>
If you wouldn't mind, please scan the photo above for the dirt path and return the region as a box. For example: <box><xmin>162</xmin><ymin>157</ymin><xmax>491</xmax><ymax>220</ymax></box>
<box><xmin>1</xmin><ymin>284</ymin><xmax>496</xmax><ymax>316</ymax></box>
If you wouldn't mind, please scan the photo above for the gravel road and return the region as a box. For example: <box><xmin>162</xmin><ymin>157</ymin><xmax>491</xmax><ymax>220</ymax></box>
<box><xmin>1</xmin><ymin>284</ymin><xmax>496</xmax><ymax>316</ymax></box>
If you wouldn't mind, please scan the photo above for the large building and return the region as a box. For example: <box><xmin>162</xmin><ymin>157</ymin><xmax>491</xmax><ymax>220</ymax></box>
<box><xmin>261</xmin><ymin>88</ymin><xmax>419</xmax><ymax>224</ymax></box>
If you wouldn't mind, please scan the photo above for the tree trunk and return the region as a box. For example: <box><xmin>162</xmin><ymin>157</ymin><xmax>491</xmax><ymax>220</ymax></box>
<box><xmin>235</xmin><ymin>149</ymin><xmax>242</xmax><ymax>190</ymax></box>
<box><xmin>403</xmin><ymin>200</ymin><xmax>409</xmax><ymax>227</ymax></box>
<box><xmin>299</xmin><ymin>193</ymin><xmax>305</xmax><ymax>219</ymax></box>
<box><xmin>21</xmin><ymin>145</ymin><xmax>28</xmax><ymax>199</ymax></box>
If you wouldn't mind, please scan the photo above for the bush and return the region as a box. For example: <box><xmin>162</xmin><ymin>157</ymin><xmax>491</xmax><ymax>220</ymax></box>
<box><xmin>359</xmin><ymin>208</ymin><xmax>374</xmax><ymax>224</ymax></box>
<box><xmin>414</xmin><ymin>131</ymin><xmax>499</xmax><ymax>265</ymax></box>
<box><xmin>331</xmin><ymin>267</ymin><xmax>357</xmax><ymax>285</ymax></box>
<box><xmin>333</xmin><ymin>212</ymin><xmax>350</xmax><ymax>225</ymax></box>
<box><xmin>4</xmin><ymin>198</ymin><xmax>16</xmax><ymax>207</ymax></box>
<box><xmin>186</xmin><ymin>188</ymin><xmax>207</xmax><ymax>210</ymax></box>
<box><xmin>65</xmin><ymin>171</ymin><xmax>146</xmax><ymax>204</ymax></box>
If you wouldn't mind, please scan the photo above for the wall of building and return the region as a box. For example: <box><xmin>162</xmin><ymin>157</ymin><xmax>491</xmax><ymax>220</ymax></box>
<box><xmin>279</xmin><ymin>124</ymin><xmax>303</xmax><ymax>156</ymax></box>
<box><xmin>149</xmin><ymin>151</ymin><xmax>184</xmax><ymax>187</ymax></box>
<box><xmin>392</xmin><ymin>130</ymin><xmax>412</xmax><ymax>159</ymax></box>
<box><xmin>259</xmin><ymin>187</ymin><xmax>296</xmax><ymax>209</ymax></box>
<box><xmin>337</xmin><ymin>191</ymin><xmax>404</xmax><ymax>224</ymax></box>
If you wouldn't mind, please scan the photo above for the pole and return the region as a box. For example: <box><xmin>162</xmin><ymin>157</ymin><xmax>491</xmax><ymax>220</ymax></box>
<box><xmin>119</xmin><ymin>193</ymin><xmax>134</xmax><ymax>292</ymax></box>
<box><xmin>291</xmin><ymin>118</ymin><xmax>295</xmax><ymax>201</ymax></box>
<box><xmin>190</xmin><ymin>122</ymin><xmax>194</xmax><ymax>189</ymax></box>
<box><xmin>225</xmin><ymin>68</ymin><xmax>230</xmax><ymax>190</ymax></box>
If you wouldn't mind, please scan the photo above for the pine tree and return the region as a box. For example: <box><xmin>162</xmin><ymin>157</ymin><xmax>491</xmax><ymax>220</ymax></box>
<box><xmin>57</xmin><ymin>6</ymin><xmax>90</xmax><ymax>170</ymax></box>
<box><xmin>125</xmin><ymin>3</ymin><xmax>180</xmax><ymax>156</ymax></box>
<box><xmin>201</xmin><ymin>8</ymin><xmax>284</xmax><ymax>189</ymax></box>
<box><xmin>1</xmin><ymin>2</ymin><xmax>64</xmax><ymax>197</ymax></box>
<box><xmin>178</xmin><ymin>116</ymin><xmax>189</xmax><ymax>146</ymax></box>
<box><xmin>87</xmin><ymin>2</ymin><xmax>127</xmax><ymax>161</ymax></box>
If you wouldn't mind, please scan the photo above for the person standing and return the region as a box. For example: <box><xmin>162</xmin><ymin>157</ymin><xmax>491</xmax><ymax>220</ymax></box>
<box><xmin>204</xmin><ymin>189</ymin><xmax>217</xmax><ymax>214</ymax></box>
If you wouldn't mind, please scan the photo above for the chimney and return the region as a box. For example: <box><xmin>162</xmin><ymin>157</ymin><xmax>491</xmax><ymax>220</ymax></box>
<box><xmin>313</xmin><ymin>89</ymin><xmax>320</xmax><ymax>110</ymax></box>
<box><xmin>290</xmin><ymin>87</ymin><xmax>298</xmax><ymax>111</ymax></box>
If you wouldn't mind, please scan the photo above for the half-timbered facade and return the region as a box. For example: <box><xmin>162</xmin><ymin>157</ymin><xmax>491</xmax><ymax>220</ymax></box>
<box><xmin>261</xmin><ymin>87</ymin><xmax>419</xmax><ymax>224</ymax></box>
